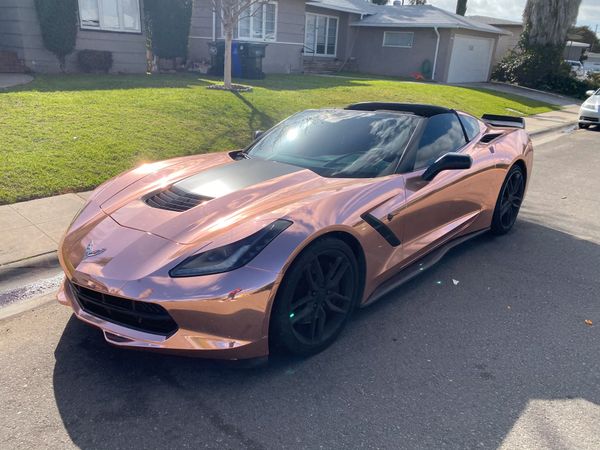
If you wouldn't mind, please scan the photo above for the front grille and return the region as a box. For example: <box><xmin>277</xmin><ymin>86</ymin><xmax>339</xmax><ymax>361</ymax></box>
<box><xmin>71</xmin><ymin>283</ymin><xmax>178</xmax><ymax>336</ymax></box>
<box><xmin>144</xmin><ymin>185</ymin><xmax>212</xmax><ymax>212</ymax></box>
<box><xmin>581</xmin><ymin>116</ymin><xmax>599</xmax><ymax>123</ymax></box>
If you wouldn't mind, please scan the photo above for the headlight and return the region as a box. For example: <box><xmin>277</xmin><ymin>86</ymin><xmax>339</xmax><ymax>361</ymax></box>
<box><xmin>582</xmin><ymin>102</ymin><xmax>596</xmax><ymax>111</ymax></box>
<box><xmin>169</xmin><ymin>219</ymin><xmax>292</xmax><ymax>277</ymax></box>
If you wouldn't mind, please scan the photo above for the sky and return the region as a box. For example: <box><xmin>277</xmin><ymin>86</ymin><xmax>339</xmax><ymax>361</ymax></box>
<box><xmin>426</xmin><ymin>0</ymin><xmax>600</xmax><ymax>36</ymax></box>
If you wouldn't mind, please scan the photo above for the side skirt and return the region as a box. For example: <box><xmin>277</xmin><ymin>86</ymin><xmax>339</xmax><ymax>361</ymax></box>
<box><xmin>362</xmin><ymin>228</ymin><xmax>489</xmax><ymax>307</ymax></box>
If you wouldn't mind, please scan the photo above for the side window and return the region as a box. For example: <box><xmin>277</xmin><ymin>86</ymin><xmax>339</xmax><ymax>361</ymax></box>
<box><xmin>459</xmin><ymin>115</ymin><xmax>482</xmax><ymax>141</ymax></box>
<box><xmin>413</xmin><ymin>113</ymin><xmax>467</xmax><ymax>170</ymax></box>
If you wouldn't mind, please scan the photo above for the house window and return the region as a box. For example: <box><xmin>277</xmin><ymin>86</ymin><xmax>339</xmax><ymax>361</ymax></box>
<box><xmin>78</xmin><ymin>0</ymin><xmax>141</xmax><ymax>33</ymax></box>
<box><xmin>382</xmin><ymin>31</ymin><xmax>414</xmax><ymax>48</ymax></box>
<box><xmin>238</xmin><ymin>2</ymin><xmax>277</xmax><ymax>41</ymax></box>
<box><xmin>305</xmin><ymin>13</ymin><xmax>338</xmax><ymax>57</ymax></box>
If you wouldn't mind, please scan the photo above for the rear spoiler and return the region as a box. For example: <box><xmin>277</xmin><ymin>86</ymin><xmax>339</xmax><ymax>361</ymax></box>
<box><xmin>481</xmin><ymin>114</ymin><xmax>525</xmax><ymax>129</ymax></box>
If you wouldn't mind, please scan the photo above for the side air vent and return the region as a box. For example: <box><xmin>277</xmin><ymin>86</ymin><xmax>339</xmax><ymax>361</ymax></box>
<box><xmin>144</xmin><ymin>185</ymin><xmax>212</xmax><ymax>212</ymax></box>
<box><xmin>479</xmin><ymin>133</ymin><xmax>503</xmax><ymax>144</ymax></box>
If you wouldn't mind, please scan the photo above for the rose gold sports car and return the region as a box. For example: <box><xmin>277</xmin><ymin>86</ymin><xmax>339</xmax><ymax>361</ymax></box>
<box><xmin>57</xmin><ymin>103</ymin><xmax>532</xmax><ymax>359</ymax></box>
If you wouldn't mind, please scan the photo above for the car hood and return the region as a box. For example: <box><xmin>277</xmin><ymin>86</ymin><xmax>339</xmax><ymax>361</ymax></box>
<box><xmin>99</xmin><ymin>152</ymin><xmax>369</xmax><ymax>245</ymax></box>
<box><xmin>582</xmin><ymin>95</ymin><xmax>600</xmax><ymax>110</ymax></box>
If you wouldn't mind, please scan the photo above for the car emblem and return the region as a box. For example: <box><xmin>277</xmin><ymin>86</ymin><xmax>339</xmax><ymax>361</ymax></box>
<box><xmin>84</xmin><ymin>241</ymin><xmax>106</xmax><ymax>259</ymax></box>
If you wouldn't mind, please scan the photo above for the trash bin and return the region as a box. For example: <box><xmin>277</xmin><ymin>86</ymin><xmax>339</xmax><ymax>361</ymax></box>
<box><xmin>239</xmin><ymin>42</ymin><xmax>267</xmax><ymax>79</ymax></box>
<box><xmin>207</xmin><ymin>41</ymin><xmax>224</xmax><ymax>76</ymax></box>
<box><xmin>207</xmin><ymin>41</ymin><xmax>267</xmax><ymax>79</ymax></box>
<box><xmin>232</xmin><ymin>41</ymin><xmax>242</xmax><ymax>78</ymax></box>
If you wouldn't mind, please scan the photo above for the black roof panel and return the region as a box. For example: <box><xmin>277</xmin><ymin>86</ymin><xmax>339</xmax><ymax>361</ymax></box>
<box><xmin>346</xmin><ymin>102</ymin><xmax>454</xmax><ymax>117</ymax></box>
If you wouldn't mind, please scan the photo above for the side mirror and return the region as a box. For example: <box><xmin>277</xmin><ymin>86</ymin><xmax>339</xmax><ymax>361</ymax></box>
<box><xmin>254</xmin><ymin>130</ymin><xmax>264</xmax><ymax>140</ymax></box>
<box><xmin>422</xmin><ymin>152</ymin><xmax>472</xmax><ymax>181</ymax></box>
<box><xmin>586</xmin><ymin>90</ymin><xmax>595</xmax><ymax>97</ymax></box>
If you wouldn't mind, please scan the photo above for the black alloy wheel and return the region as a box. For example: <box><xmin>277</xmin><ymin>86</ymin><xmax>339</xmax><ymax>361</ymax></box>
<box><xmin>270</xmin><ymin>238</ymin><xmax>359</xmax><ymax>355</ymax></box>
<box><xmin>491</xmin><ymin>165</ymin><xmax>525</xmax><ymax>235</ymax></box>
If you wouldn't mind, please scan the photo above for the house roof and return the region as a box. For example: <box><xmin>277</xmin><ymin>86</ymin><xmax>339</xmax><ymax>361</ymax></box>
<box><xmin>306</xmin><ymin>1</ymin><xmax>509</xmax><ymax>35</ymax></box>
<box><xmin>566</xmin><ymin>41</ymin><xmax>591</xmax><ymax>48</ymax></box>
<box><xmin>468</xmin><ymin>15</ymin><xmax>523</xmax><ymax>27</ymax></box>
<box><xmin>306</xmin><ymin>0</ymin><xmax>378</xmax><ymax>15</ymax></box>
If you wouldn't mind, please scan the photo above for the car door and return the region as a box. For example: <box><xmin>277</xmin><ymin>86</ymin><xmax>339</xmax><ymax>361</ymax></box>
<box><xmin>387</xmin><ymin>112</ymin><xmax>487</xmax><ymax>268</ymax></box>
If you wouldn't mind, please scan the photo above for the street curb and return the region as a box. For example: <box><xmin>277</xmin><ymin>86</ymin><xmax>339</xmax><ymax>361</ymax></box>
<box><xmin>0</xmin><ymin>250</ymin><xmax>57</xmax><ymax>268</ymax></box>
<box><xmin>529</xmin><ymin>121</ymin><xmax>578</xmax><ymax>137</ymax></box>
<box><xmin>0</xmin><ymin>292</ymin><xmax>56</xmax><ymax>321</ymax></box>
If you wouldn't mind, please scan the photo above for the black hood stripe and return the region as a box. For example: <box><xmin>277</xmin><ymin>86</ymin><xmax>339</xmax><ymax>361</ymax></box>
<box><xmin>173</xmin><ymin>158</ymin><xmax>303</xmax><ymax>199</ymax></box>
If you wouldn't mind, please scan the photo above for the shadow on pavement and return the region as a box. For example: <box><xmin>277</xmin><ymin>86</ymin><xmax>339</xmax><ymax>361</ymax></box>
<box><xmin>52</xmin><ymin>220</ymin><xmax>600</xmax><ymax>449</ymax></box>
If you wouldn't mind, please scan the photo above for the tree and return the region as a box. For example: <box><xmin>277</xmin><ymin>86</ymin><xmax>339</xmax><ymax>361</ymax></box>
<box><xmin>371</xmin><ymin>0</ymin><xmax>387</xmax><ymax>5</ymax></box>
<box><xmin>493</xmin><ymin>0</ymin><xmax>587</xmax><ymax>97</ymax></box>
<box><xmin>456</xmin><ymin>0</ymin><xmax>467</xmax><ymax>16</ymax></box>
<box><xmin>34</xmin><ymin>0</ymin><xmax>78</xmax><ymax>71</ymax></box>
<box><xmin>211</xmin><ymin>0</ymin><xmax>268</xmax><ymax>89</ymax></box>
<box><xmin>145</xmin><ymin>0</ymin><xmax>193</xmax><ymax>60</ymax></box>
<box><xmin>523</xmin><ymin>0</ymin><xmax>581</xmax><ymax>47</ymax></box>
<box><xmin>409</xmin><ymin>0</ymin><xmax>427</xmax><ymax>4</ymax></box>
<box><xmin>568</xmin><ymin>25</ymin><xmax>600</xmax><ymax>52</ymax></box>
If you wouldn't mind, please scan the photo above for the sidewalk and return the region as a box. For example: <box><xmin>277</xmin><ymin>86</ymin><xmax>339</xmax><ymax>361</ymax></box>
<box><xmin>525</xmin><ymin>105</ymin><xmax>580</xmax><ymax>136</ymax></box>
<box><xmin>0</xmin><ymin>73</ymin><xmax>33</xmax><ymax>89</ymax></box>
<box><xmin>0</xmin><ymin>192</ymin><xmax>91</xmax><ymax>265</ymax></box>
<box><xmin>0</xmin><ymin>104</ymin><xmax>581</xmax><ymax>268</ymax></box>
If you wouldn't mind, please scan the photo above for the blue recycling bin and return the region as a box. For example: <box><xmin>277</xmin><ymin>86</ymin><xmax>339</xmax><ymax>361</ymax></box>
<box><xmin>232</xmin><ymin>41</ymin><xmax>242</xmax><ymax>78</ymax></box>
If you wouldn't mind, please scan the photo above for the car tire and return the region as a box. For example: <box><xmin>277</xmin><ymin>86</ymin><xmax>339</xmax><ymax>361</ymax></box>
<box><xmin>270</xmin><ymin>238</ymin><xmax>359</xmax><ymax>356</ymax></box>
<box><xmin>579</xmin><ymin>123</ymin><xmax>589</xmax><ymax>129</ymax></box>
<box><xmin>491</xmin><ymin>165</ymin><xmax>526</xmax><ymax>235</ymax></box>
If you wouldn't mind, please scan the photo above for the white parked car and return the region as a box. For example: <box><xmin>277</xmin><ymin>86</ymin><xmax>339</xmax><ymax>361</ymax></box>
<box><xmin>579</xmin><ymin>89</ymin><xmax>600</xmax><ymax>129</ymax></box>
<box><xmin>566</xmin><ymin>60</ymin><xmax>586</xmax><ymax>77</ymax></box>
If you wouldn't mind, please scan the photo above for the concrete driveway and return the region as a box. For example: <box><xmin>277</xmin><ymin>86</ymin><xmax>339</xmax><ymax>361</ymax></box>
<box><xmin>0</xmin><ymin>73</ymin><xmax>33</xmax><ymax>89</ymax></box>
<box><xmin>1</xmin><ymin>128</ymin><xmax>599</xmax><ymax>449</ymax></box>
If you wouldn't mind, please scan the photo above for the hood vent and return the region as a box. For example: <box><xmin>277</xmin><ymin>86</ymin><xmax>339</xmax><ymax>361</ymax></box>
<box><xmin>144</xmin><ymin>185</ymin><xmax>212</xmax><ymax>212</ymax></box>
<box><xmin>479</xmin><ymin>133</ymin><xmax>503</xmax><ymax>144</ymax></box>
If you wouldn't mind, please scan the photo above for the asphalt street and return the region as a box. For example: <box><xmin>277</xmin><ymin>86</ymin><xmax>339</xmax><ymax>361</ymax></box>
<box><xmin>1</xmin><ymin>128</ymin><xmax>599</xmax><ymax>449</ymax></box>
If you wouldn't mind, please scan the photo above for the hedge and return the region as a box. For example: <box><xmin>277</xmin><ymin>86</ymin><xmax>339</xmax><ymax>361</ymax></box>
<box><xmin>34</xmin><ymin>0</ymin><xmax>78</xmax><ymax>70</ymax></box>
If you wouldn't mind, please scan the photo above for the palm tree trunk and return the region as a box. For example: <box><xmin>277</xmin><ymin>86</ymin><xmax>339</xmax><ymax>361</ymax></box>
<box><xmin>523</xmin><ymin>0</ymin><xmax>582</xmax><ymax>47</ymax></box>
<box><xmin>456</xmin><ymin>0</ymin><xmax>467</xmax><ymax>16</ymax></box>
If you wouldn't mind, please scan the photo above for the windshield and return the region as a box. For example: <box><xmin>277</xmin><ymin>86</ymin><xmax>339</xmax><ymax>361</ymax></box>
<box><xmin>245</xmin><ymin>109</ymin><xmax>420</xmax><ymax>178</ymax></box>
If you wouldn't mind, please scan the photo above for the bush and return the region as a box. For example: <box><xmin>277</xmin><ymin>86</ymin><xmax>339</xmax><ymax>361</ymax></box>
<box><xmin>34</xmin><ymin>0</ymin><xmax>78</xmax><ymax>70</ymax></box>
<box><xmin>492</xmin><ymin>44</ymin><xmax>596</xmax><ymax>99</ymax></box>
<box><xmin>144</xmin><ymin>0</ymin><xmax>192</xmax><ymax>59</ymax></box>
<box><xmin>77</xmin><ymin>50</ymin><xmax>113</xmax><ymax>73</ymax></box>
<box><xmin>587</xmin><ymin>72</ymin><xmax>600</xmax><ymax>88</ymax></box>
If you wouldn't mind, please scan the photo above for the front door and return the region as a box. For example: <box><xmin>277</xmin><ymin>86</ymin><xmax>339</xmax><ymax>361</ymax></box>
<box><xmin>304</xmin><ymin>13</ymin><xmax>338</xmax><ymax>57</ymax></box>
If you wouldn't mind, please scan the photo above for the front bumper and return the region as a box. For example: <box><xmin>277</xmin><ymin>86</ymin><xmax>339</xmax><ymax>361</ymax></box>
<box><xmin>579</xmin><ymin>108</ymin><xmax>600</xmax><ymax>124</ymax></box>
<box><xmin>57</xmin><ymin>272</ymin><xmax>278</xmax><ymax>360</ymax></box>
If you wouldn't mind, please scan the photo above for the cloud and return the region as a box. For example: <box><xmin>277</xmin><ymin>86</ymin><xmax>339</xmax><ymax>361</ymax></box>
<box><xmin>426</xmin><ymin>0</ymin><xmax>600</xmax><ymax>33</ymax></box>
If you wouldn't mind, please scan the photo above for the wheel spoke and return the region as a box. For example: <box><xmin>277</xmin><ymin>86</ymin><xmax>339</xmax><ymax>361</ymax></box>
<box><xmin>324</xmin><ymin>297</ymin><xmax>347</xmax><ymax>314</ymax></box>
<box><xmin>305</xmin><ymin>266</ymin><xmax>319</xmax><ymax>290</ymax></box>
<box><xmin>291</xmin><ymin>295</ymin><xmax>312</xmax><ymax>310</ymax></box>
<box><xmin>314</xmin><ymin>306</ymin><xmax>326</xmax><ymax>341</ymax></box>
<box><xmin>312</xmin><ymin>258</ymin><xmax>325</xmax><ymax>286</ymax></box>
<box><xmin>502</xmin><ymin>205</ymin><xmax>514</xmax><ymax>226</ymax></box>
<box><xmin>327</xmin><ymin>258</ymin><xmax>350</xmax><ymax>288</ymax></box>
<box><xmin>291</xmin><ymin>303</ymin><xmax>313</xmax><ymax>324</ymax></box>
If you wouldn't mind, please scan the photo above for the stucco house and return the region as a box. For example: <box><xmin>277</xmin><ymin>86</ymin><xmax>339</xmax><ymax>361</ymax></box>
<box><xmin>0</xmin><ymin>0</ymin><xmax>147</xmax><ymax>73</ymax></box>
<box><xmin>189</xmin><ymin>0</ymin><xmax>508</xmax><ymax>83</ymax></box>
<box><xmin>468</xmin><ymin>15</ymin><xmax>523</xmax><ymax>65</ymax></box>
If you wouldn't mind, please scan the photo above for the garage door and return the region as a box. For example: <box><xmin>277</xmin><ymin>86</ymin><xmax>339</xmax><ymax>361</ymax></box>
<box><xmin>447</xmin><ymin>35</ymin><xmax>494</xmax><ymax>83</ymax></box>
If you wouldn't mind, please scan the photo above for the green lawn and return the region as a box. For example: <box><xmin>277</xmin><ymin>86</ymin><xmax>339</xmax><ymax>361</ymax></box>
<box><xmin>0</xmin><ymin>74</ymin><xmax>555</xmax><ymax>204</ymax></box>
